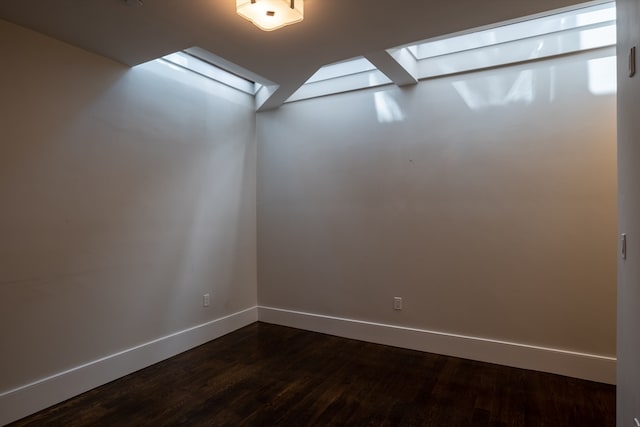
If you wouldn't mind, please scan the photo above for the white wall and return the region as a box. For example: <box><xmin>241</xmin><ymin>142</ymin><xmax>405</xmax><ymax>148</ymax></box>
<box><xmin>616</xmin><ymin>0</ymin><xmax>640</xmax><ymax>424</ymax></box>
<box><xmin>0</xmin><ymin>11</ymin><xmax>621</xmax><ymax>423</ymax></box>
<box><xmin>0</xmin><ymin>19</ymin><xmax>257</xmax><ymax>423</ymax></box>
<box><xmin>257</xmin><ymin>48</ymin><xmax>617</xmax><ymax>379</ymax></box>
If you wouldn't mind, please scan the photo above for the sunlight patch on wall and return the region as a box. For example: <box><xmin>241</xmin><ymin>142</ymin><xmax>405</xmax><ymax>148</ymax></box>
<box><xmin>452</xmin><ymin>69</ymin><xmax>535</xmax><ymax>110</ymax></box>
<box><xmin>587</xmin><ymin>55</ymin><xmax>617</xmax><ymax>95</ymax></box>
<box><xmin>369</xmin><ymin>74</ymin><xmax>405</xmax><ymax>124</ymax></box>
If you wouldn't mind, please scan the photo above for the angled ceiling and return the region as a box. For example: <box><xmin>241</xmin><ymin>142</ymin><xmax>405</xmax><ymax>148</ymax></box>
<box><xmin>0</xmin><ymin>0</ymin><xmax>593</xmax><ymax>108</ymax></box>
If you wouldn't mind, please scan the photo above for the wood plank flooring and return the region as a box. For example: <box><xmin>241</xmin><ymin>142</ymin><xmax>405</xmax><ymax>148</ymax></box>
<box><xmin>9</xmin><ymin>322</ymin><xmax>615</xmax><ymax>426</ymax></box>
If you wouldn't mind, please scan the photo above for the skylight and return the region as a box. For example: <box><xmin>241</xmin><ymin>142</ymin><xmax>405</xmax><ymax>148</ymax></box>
<box><xmin>305</xmin><ymin>57</ymin><xmax>378</xmax><ymax>84</ymax></box>
<box><xmin>407</xmin><ymin>2</ymin><xmax>615</xmax><ymax>60</ymax></box>
<box><xmin>154</xmin><ymin>2</ymin><xmax>616</xmax><ymax>110</ymax></box>
<box><xmin>287</xmin><ymin>57</ymin><xmax>392</xmax><ymax>102</ymax></box>
<box><xmin>162</xmin><ymin>52</ymin><xmax>260</xmax><ymax>95</ymax></box>
<box><xmin>285</xmin><ymin>1</ymin><xmax>615</xmax><ymax>104</ymax></box>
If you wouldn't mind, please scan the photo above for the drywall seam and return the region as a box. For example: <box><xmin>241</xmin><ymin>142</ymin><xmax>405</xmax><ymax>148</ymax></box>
<box><xmin>0</xmin><ymin>306</ymin><xmax>258</xmax><ymax>426</ymax></box>
<box><xmin>258</xmin><ymin>306</ymin><xmax>616</xmax><ymax>384</ymax></box>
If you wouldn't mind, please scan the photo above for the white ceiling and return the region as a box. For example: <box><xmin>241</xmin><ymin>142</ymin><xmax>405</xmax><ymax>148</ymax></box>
<box><xmin>0</xmin><ymin>0</ymin><xmax>592</xmax><ymax>107</ymax></box>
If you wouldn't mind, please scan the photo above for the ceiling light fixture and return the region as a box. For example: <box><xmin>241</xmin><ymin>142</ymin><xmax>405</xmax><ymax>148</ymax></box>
<box><xmin>236</xmin><ymin>0</ymin><xmax>304</xmax><ymax>31</ymax></box>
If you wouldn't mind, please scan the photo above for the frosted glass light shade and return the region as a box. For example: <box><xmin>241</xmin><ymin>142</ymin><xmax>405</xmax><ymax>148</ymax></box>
<box><xmin>237</xmin><ymin>0</ymin><xmax>304</xmax><ymax>31</ymax></box>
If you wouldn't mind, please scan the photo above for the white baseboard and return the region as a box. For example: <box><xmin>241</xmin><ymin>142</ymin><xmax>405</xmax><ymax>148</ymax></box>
<box><xmin>0</xmin><ymin>306</ymin><xmax>258</xmax><ymax>426</ymax></box>
<box><xmin>1</xmin><ymin>304</ymin><xmax>615</xmax><ymax>425</ymax></box>
<box><xmin>258</xmin><ymin>306</ymin><xmax>616</xmax><ymax>385</ymax></box>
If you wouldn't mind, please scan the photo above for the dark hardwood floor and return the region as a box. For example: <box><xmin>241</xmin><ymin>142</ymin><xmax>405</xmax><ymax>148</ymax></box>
<box><xmin>9</xmin><ymin>322</ymin><xmax>615</xmax><ymax>427</ymax></box>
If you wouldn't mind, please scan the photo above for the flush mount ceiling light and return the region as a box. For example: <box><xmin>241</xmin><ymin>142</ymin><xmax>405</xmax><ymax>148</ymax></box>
<box><xmin>236</xmin><ymin>0</ymin><xmax>304</xmax><ymax>31</ymax></box>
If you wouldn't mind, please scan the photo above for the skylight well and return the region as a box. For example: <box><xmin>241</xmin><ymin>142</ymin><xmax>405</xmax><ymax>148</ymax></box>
<box><xmin>152</xmin><ymin>1</ymin><xmax>616</xmax><ymax>109</ymax></box>
<box><xmin>286</xmin><ymin>1</ymin><xmax>616</xmax><ymax>103</ymax></box>
<box><xmin>287</xmin><ymin>57</ymin><xmax>392</xmax><ymax>102</ymax></box>
<box><xmin>407</xmin><ymin>2</ymin><xmax>615</xmax><ymax>60</ymax></box>
<box><xmin>161</xmin><ymin>51</ymin><xmax>261</xmax><ymax>95</ymax></box>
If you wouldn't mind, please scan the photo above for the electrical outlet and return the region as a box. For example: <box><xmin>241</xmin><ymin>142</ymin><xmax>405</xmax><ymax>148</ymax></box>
<box><xmin>393</xmin><ymin>297</ymin><xmax>403</xmax><ymax>310</ymax></box>
<box><xmin>203</xmin><ymin>293</ymin><xmax>210</xmax><ymax>307</ymax></box>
